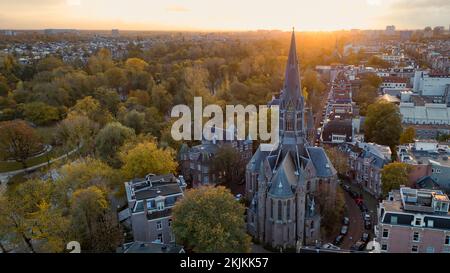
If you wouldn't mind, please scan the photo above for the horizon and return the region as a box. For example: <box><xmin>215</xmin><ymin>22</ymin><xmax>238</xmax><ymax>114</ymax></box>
<box><xmin>0</xmin><ymin>0</ymin><xmax>449</xmax><ymax>32</ymax></box>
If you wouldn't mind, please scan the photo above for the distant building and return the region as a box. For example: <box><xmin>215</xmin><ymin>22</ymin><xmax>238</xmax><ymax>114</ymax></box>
<box><xmin>124</xmin><ymin>174</ymin><xmax>186</xmax><ymax>244</ymax></box>
<box><xmin>413</xmin><ymin>71</ymin><xmax>450</xmax><ymax>97</ymax></box>
<box><xmin>381</xmin><ymin>76</ymin><xmax>408</xmax><ymax>91</ymax></box>
<box><xmin>385</xmin><ymin>25</ymin><xmax>396</xmax><ymax>36</ymax></box>
<box><xmin>112</xmin><ymin>29</ymin><xmax>120</xmax><ymax>37</ymax></box>
<box><xmin>377</xmin><ymin>187</ymin><xmax>450</xmax><ymax>253</ymax></box>
<box><xmin>400</xmin><ymin>103</ymin><xmax>450</xmax><ymax>125</ymax></box>
<box><xmin>322</xmin><ymin>119</ymin><xmax>353</xmax><ymax>144</ymax></box>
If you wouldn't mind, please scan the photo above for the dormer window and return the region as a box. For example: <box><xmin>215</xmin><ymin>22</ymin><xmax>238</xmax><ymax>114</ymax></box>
<box><xmin>157</xmin><ymin>201</ymin><xmax>165</xmax><ymax>211</ymax></box>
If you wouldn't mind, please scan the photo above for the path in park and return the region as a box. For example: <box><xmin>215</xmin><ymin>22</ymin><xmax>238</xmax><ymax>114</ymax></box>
<box><xmin>0</xmin><ymin>145</ymin><xmax>81</xmax><ymax>185</ymax></box>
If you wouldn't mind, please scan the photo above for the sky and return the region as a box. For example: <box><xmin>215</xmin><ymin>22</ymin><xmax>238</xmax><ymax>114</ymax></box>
<box><xmin>0</xmin><ymin>0</ymin><xmax>449</xmax><ymax>31</ymax></box>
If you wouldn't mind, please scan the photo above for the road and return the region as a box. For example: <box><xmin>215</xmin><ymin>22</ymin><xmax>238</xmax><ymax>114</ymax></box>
<box><xmin>341</xmin><ymin>189</ymin><xmax>365</xmax><ymax>249</ymax></box>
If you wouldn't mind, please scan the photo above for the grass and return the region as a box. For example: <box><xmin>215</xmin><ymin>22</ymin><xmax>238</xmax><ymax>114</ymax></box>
<box><xmin>0</xmin><ymin>146</ymin><xmax>65</xmax><ymax>173</ymax></box>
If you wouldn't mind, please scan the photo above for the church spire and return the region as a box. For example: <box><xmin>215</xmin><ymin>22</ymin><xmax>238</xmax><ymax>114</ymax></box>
<box><xmin>283</xmin><ymin>29</ymin><xmax>302</xmax><ymax>102</ymax></box>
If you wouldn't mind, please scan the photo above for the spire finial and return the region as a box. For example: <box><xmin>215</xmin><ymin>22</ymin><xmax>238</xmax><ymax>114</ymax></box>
<box><xmin>292</xmin><ymin>27</ymin><xmax>295</xmax><ymax>32</ymax></box>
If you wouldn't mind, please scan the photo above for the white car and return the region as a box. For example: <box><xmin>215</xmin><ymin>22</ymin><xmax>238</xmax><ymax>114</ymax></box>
<box><xmin>322</xmin><ymin>243</ymin><xmax>340</xmax><ymax>250</ymax></box>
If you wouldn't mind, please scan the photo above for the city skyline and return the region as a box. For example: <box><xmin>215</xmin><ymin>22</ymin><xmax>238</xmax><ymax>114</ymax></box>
<box><xmin>0</xmin><ymin>0</ymin><xmax>449</xmax><ymax>31</ymax></box>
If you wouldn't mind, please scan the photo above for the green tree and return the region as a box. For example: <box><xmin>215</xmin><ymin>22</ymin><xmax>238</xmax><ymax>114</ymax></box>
<box><xmin>95</xmin><ymin>122</ymin><xmax>135</xmax><ymax>167</ymax></box>
<box><xmin>172</xmin><ymin>186</ymin><xmax>251</xmax><ymax>253</ymax></box>
<box><xmin>122</xmin><ymin>109</ymin><xmax>145</xmax><ymax>135</ymax></box>
<box><xmin>364</xmin><ymin>101</ymin><xmax>403</xmax><ymax>150</ymax></box>
<box><xmin>210</xmin><ymin>145</ymin><xmax>246</xmax><ymax>186</ymax></box>
<box><xmin>381</xmin><ymin>162</ymin><xmax>411</xmax><ymax>196</ymax></box>
<box><xmin>22</xmin><ymin>102</ymin><xmax>60</xmax><ymax>126</ymax></box>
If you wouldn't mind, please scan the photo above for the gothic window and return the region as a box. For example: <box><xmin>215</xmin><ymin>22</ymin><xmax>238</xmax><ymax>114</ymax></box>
<box><xmin>306</xmin><ymin>181</ymin><xmax>311</xmax><ymax>191</ymax></box>
<box><xmin>270</xmin><ymin>199</ymin><xmax>274</xmax><ymax>219</ymax></box>
<box><xmin>297</xmin><ymin>113</ymin><xmax>302</xmax><ymax>129</ymax></box>
<box><xmin>286</xmin><ymin>113</ymin><xmax>294</xmax><ymax>131</ymax></box>
<box><xmin>287</xmin><ymin>200</ymin><xmax>291</xmax><ymax>221</ymax></box>
<box><xmin>278</xmin><ymin>200</ymin><xmax>282</xmax><ymax>221</ymax></box>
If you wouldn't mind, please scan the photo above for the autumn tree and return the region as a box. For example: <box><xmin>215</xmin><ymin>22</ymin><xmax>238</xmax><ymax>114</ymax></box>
<box><xmin>95</xmin><ymin>122</ymin><xmax>135</xmax><ymax>167</ymax></box>
<box><xmin>381</xmin><ymin>162</ymin><xmax>412</xmax><ymax>196</ymax></box>
<box><xmin>0</xmin><ymin>120</ymin><xmax>42</xmax><ymax>168</ymax></box>
<box><xmin>400</xmin><ymin>126</ymin><xmax>416</xmax><ymax>144</ymax></box>
<box><xmin>119</xmin><ymin>139</ymin><xmax>178</xmax><ymax>179</ymax></box>
<box><xmin>70</xmin><ymin>186</ymin><xmax>123</xmax><ymax>252</ymax></box>
<box><xmin>172</xmin><ymin>186</ymin><xmax>251</xmax><ymax>253</ymax></box>
<box><xmin>325</xmin><ymin>147</ymin><xmax>350</xmax><ymax>176</ymax></box>
<box><xmin>0</xmin><ymin>179</ymin><xmax>70</xmax><ymax>253</ymax></box>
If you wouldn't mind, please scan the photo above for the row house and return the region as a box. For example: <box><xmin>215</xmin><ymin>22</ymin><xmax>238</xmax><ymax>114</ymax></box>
<box><xmin>377</xmin><ymin>187</ymin><xmax>450</xmax><ymax>253</ymax></box>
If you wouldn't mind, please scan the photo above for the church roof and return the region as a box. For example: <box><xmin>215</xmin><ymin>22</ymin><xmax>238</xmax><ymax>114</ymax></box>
<box><xmin>307</xmin><ymin>147</ymin><xmax>336</xmax><ymax>177</ymax></box>
<box><xmin>268</xmin><ymin>152</ymin><xmax>296</xmax><ymax>198</ymax></box>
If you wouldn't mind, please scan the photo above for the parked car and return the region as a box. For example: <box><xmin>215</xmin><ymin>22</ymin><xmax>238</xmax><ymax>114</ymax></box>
<box><xmin>350</xmin><ymin>241</ymin><xmax>366</xmax><ymax>251</ymax></box>
<box><xmin>364</xmin><ymin>220</ymin><xmax>372</xmax><ymax>230</ymax></box>
<box><xmin>334</xmin><ymin>235</ymin><xmax>344</xmax><ymax>245</ymax></box>
<box><xmin>322</xmin><ymin>243</ymin><xmax>340</xmax><ymax>250</ymax></box>
<box><xmin>363</xmin><ymin>213</ymin><xmax>371</xmax><ymax>222</ymax></box>
<box><xmin>343</xmin><ymin>217</ymin><xmax>350</xmax><ymax>225</ymax></box>
<box><xmin>340</xmin><ymin>225</ymin><xmax>349</xmax><ymax>235</ymax></box>
<box><xmin>361</xmin><ymin>233</ymin><xmax>370</xmax><ymax>243</ymax></box>
<box><xmin>343</xmin><ymin>185</ymin><xmax>351</xmax><ymax>192</ymax></box>
<box><xmin>349</xmin><ymin>190</ymin><xmax>359</xmax><ymax>198</ymax></box>
<box><xmin>360</xmin><ymin>203</ymin><xmax>368</xmax><ymax>213</ymax></box>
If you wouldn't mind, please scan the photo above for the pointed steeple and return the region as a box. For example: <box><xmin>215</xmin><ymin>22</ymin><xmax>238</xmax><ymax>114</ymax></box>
<box><xmin>283</xmin><ymin>29</ymin><xmax>302</xmax><ymax>102</ymax></box>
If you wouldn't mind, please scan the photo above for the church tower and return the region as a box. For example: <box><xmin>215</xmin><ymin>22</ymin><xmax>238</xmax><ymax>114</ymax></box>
<box><xmin>279</xmin><ymin>30</ymin><xmax>307</xmax><ymax>147</ymax></box>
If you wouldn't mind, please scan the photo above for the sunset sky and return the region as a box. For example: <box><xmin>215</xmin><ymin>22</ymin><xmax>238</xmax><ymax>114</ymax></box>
<box><xmin>0</xmin><ymin>0</ymin><xmax>448</xmax><ymax>31</ymax></box>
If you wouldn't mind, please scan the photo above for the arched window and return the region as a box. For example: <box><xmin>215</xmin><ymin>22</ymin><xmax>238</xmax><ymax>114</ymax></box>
<box><xmin>286</xmin><ymin>113</ymin><xmax>294</xmax><ymax>131</ymax></box>
<box><xmin>270</xmin><ymin>199</ymin><xmax>274</xmax><ymax>219</ymax></box>
<box><xmin>287</xmin><ymin>200</ymin><xmax>291</xmax><ymax>221</ymax></box>
<box><xmin>306</xmin><ymin>181</ymin><xmax>311</xmax><ymax>191</ymax></box>
<box><xmin>278</xmin><ymin>200</ymin><xmax>282</xmax><ymax>221</ymax></box>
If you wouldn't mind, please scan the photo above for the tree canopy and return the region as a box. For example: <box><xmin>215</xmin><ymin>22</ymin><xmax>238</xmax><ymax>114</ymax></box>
<box><xmin>172</xmin><ymin>186</ymin><xmax>251</xmax><ymax>253</ymax></box>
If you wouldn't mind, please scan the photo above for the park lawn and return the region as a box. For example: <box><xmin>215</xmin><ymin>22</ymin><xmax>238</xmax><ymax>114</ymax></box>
<box><xmin>0</xmin><ymin>146</ymin><xmax>64</xmax><ymax>173</ymax></box>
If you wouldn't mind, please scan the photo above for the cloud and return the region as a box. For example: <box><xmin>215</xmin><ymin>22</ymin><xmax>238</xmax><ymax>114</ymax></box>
<box><xmin>166</xmin><ymin>5</ymin><xmax>190</xmax><ymax>13</ymax></box>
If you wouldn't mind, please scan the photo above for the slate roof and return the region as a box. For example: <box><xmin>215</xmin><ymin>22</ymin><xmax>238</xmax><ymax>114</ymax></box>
<box><xmin>307</xmin><ymin>147</ymin><xmax>336</xmax><ymax>177</ymax></box>
<box><xmin>268</xmin><ymin>153</ymin><xmax>296</xmax><ymax>198</ymax></box>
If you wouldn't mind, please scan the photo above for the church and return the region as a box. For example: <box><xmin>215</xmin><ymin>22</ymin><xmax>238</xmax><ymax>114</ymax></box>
<box><xmin>245</xmin><ymin>30</ymin><xmax>338</xmax><ymax>250</ymax></box>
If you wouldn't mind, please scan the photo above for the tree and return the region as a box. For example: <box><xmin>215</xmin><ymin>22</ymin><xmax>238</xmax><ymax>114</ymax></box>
<box><xmin>0</xmin><ymin>179</ymin><xmax>70</xmax><ymax>253</ymax></box>
<box><xmin>70</xmin><ymin>186</ymin><xmax>123</xmax><ymax>252</ymax></box>
<box><xmin>210</xmin><ymin>145</ymin><xmax>246</xmax><ymax>186</ymax></box>
<box><xmin>122</xmin><ymin>109</ymin><xmax>145</xmax><ymax>134</ymax></box>
<box><xmin>381</xmin><ymin>162</ymin><xmax>411</xmax><ymax>196</ymax></box>
<box><xmin>55</xmin><ymin>114</ymin><xmax>99</xmax><ymax>155</ymax></box>
<box><xmin>364</xmin><ymin>102</ymin><xmax>403</xmax><ymax>149</ymax></box>
<box><xmin>95</xmin><ymin>122</ymin><xmax>135</xmax><ymax>167</ymax></box>
<box><xmin>22</xmin><ymin>102</ymin><xmax>60</xmax><ymax>126</ymax></box>
<box><xmin>325</xmin><ymin>147</ymin><xmax>350</xmax><ymax>176</ymax></box>
<box><xmin>172</xmin><ymin>186</ymin><xmax>251</xmax><ymax>253</ymax></box>
<box><xmin>400</xmin><ymin>126</ymin><xmax>416</xmax><ymax>144</ymax></box>
<box><xmin>119</xmin><ymin>139</ymin><xmax>178</xmax><ymax>179</ymax></box>
<box><xmin>151</xmin><ymin>84</ymin><xmax>173</xmax><ymax>114</ymax></box>
<box><xmin>68</xmin><ymin>96</ymin><xmax>112</xmax><ymax>126</ymax></box>
<box><xmin>0</xmin><ymin>120</ymin><xmax>42</xmax><ymax>169</ymax></box>
<box><xmin>354</xmin><ymin>84</ymin><xmax>378</xmax><ymax>115</ymax></box>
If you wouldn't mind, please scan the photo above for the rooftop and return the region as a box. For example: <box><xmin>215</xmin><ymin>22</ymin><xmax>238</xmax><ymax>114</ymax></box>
<box><xmin>125</xmin><ymin>174</ymin><xmax>186</xmax><ymax>201</ymax></box>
